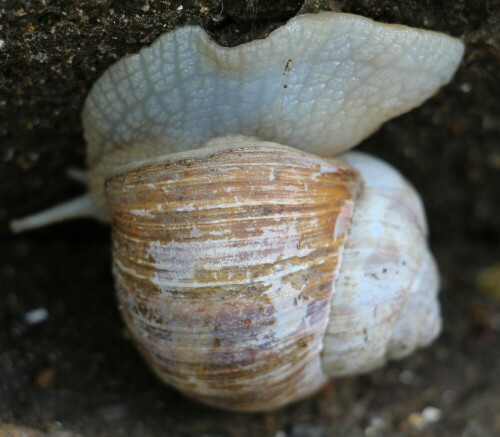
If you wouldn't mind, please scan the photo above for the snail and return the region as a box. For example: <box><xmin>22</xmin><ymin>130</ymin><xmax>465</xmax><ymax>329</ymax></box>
<box><xmin>11</xmin><ymin>12</ymin><xmax>464</xmax><ymax>411</ymax></box>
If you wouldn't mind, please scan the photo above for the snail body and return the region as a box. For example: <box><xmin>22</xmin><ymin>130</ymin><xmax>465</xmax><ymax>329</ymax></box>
<box><xmin>11</xmin><ymin>12</ymin><xmax>463</xmax><ymax>411</ymax></box>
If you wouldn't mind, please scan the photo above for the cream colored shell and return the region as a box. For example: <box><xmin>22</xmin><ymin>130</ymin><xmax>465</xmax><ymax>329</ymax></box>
<box><xmin>106</xmin><ymin>142</ymin><xmax>360</xmax><ymax>411</ymax></box>
<box><xmin>323</xmin><ymin>152</ymin><xmax>440</xmax><ymax>376</ymax></box>
<box><xmin>104</xmin><ymin>140</ymin><xmax>440</xmax><ymax>411</ymax></box>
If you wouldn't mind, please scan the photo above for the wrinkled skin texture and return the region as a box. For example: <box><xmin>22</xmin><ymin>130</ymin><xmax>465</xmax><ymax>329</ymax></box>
<box><xmin>1</xmin><ymin>0</ymin><xmax>499</xmax><ymax>436</ymax></box>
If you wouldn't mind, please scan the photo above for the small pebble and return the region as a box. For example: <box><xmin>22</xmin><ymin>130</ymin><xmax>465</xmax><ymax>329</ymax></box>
<box><xmin>369</xmin><ymin>417</ymin><xmax>386</xmax><ymax>430</ymax></box>
<box><xmin>442</xmin><ymin>389</ymin><xmax>457</xmax><ymax>404</ymax></box>
<box><xmin>177</xmin><ymin>5</ymin><xmax>183</xmax><ymax>11</ymax></box>
<box><xmin>422</xmin><ymin>406</ymin><xmax>442</xmax><ymax>424</ymax></box>
<box><xmin>0</xmin><ymin>39</ymin><xmax>4</xmax><ymax>49</ymax></box>
<box><xmin>408</xmin><ymin>406</ymin><xmax>442</xmax><ymax>430</ymax></box>
<box><xmin>365</xmin><ymin>416</ymin><xmax>387</xmax><ymax>436</ymax></box>
<box><xmin>24</xmin><ymin>307</ymin><xmax>49</xmax><ymax>325</ymax></box>
<box><xmin>36</xmin><ymin>367</ymin><xmax>56</xmax><ymax>389</ymax></box>
<box><xmin>460</xmin><ymin>82</ymin><xmax>472</xmax><ymax>93</ymax></box>
<box><xmin>408</xmin><ymin>412</ymin><xmax>425</xmax><ymax>430</ymax></box>
<box><xmin>399</xmin><ymin>369</ymin><xmax>414</xmax><ymax>385</ymax></box>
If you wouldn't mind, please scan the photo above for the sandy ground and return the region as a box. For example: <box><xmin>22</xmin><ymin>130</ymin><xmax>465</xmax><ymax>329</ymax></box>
<box><xmin>1</xmin><ymin>1</ymin><xmax>499</xmax><ymax>436</ymax></box>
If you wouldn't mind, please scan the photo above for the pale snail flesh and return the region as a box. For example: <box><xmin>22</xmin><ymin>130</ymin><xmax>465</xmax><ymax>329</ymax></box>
<box><xmin>11</xmin><ymin>12</ymin><xmax>464</xmax><ymax>411</ymax></box>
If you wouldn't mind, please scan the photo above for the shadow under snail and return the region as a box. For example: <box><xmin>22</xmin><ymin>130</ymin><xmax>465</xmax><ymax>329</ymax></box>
<box><xmin>12</xmin><ymin>12</ymin><xmax>464</xmax><ymax>411</ymax></box>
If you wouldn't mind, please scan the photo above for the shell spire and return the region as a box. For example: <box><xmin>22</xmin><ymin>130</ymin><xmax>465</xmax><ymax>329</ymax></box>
<box><xmin>322</xmin><ymin>152</ymin><xmax>440</xmax><ymax>376</ymax></box>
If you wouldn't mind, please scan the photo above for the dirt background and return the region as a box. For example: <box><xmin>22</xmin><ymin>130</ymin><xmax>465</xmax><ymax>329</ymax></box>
<box><xmin>1</xmin><ymin>0</ymin><xmax>499</xmax><ymax>436</ymax></box>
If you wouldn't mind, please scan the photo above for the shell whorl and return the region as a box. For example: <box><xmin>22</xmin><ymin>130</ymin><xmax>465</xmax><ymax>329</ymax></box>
<box><xmin>106</xmin><ymin>142</ymin><xmax>360</xmax><ymax>411</ymax></box>
<box><xmin>322</xmin><ymin>152</ymin><xmax>440</xmax><ymax>376</ymax></box>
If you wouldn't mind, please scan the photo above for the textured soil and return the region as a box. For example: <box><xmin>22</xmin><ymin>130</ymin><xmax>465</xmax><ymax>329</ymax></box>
<box><xmin>1</xmin><ymin>1</ymin><xmax>499</xmax><ymax>436</ymax></box>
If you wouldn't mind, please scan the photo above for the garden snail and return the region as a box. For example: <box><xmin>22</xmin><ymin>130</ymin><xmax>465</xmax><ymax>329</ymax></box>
<box><xmin>11</xmin><ymin>12</ymin><xmax>464</xmax><ymax>411</ymax></box>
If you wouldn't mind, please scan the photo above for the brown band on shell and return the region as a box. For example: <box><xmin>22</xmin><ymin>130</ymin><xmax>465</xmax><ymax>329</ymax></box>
<box><xmin>106</xmin><ymin>144</ymin><xmax>360</xmax><ymax>411</ymax></box>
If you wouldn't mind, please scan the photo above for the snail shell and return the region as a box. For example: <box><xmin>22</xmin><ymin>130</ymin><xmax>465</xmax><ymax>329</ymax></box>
<box><xmin>105</xmin><ymin>139</ymin><xmax>438</xmax><ymax>411</ymax></box>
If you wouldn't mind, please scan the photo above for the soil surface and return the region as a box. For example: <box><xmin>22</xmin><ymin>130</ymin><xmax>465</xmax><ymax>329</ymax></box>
<box><xmin>1</xmin><ymin>1</ymin><xmax>499</xmax><ymax>436</ymax></box>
